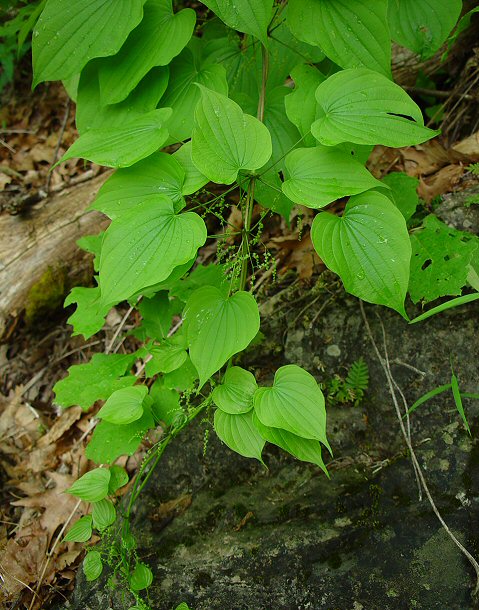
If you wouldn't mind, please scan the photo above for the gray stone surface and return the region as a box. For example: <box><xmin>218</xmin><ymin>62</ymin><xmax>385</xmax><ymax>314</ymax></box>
<box><xmin>65</xmin><ymin>291</ymin><xmax>479</xmax><ymax>610</ymax></box>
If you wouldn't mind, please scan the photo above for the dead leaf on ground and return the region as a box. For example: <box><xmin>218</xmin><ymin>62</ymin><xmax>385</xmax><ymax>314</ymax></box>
<box><xmin>418</xmin><ymin>165</ymin><xmax>465</xmax><ymax>202</ymax></box>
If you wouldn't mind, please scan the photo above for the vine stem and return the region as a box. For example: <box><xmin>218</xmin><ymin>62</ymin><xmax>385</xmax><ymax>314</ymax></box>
<box><xmin>125</xmin><ymin>399</ymin><xmax>211</xmax><ymax>519</ymax></box>
<box><xmin>359</xmin><ymin>301</ymin><xmax>479</xmax><ymax>595</ymax></box>
<box><xmin>239</xmin><ymin>43</ymin><xmax>269</xmax><ymax>294</ymax></box>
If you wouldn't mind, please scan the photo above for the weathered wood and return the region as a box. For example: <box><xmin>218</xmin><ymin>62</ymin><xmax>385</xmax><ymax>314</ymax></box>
<box><xmin>0</xmin><ymin>173</ymin><xmax>110</xmax><ymax>336</ymax></box>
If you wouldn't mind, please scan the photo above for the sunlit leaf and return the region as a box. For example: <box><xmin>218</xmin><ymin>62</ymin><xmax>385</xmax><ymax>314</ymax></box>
<box><xmin>214</xmin><ymin>409</ymin><xmax>265</xmax><ymax>461</ymax></box>
<box><xmin>311</xmin><ymin>191</ymin><xmax>411</xmax><ymax>316</ymax></box>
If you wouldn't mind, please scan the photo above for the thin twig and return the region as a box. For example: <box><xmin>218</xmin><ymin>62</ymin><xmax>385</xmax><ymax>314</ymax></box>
<box><xmin>105</xmin><ymin>305</ymin><xmax>135</xmax><ymax>354</ymax></box>
<box><xmin>360</xmin><ymin>301</ymin><xmax>479</xmax><ymax>594</ymax></box>
<box><xmin>29</xmin><ymin>499</ymin><xmax>82</xmax><ymax>610</ymax></box>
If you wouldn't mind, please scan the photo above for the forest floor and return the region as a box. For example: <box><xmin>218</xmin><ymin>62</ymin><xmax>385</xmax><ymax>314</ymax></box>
<box><xmin>1</xmin><ymin>41</ymin><xmax>479</xmax><ymax>609</ymax></box>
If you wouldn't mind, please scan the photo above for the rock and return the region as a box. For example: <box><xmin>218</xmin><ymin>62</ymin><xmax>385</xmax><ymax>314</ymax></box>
<box><xmin>65</xmin><ymin>291</ymin><xmax>479</xmax><ymax>610</ymax></box>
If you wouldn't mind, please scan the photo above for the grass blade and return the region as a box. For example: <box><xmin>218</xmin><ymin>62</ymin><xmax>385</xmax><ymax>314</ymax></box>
<box><xmin>405</xmin><ymin>383</ymin><xmax>452</xmax><ymax>417</ymax></box>
<box><xmin>409</xmin><ymin>292</ymin><xmax>479</xmax><ymax>324</ymax></box>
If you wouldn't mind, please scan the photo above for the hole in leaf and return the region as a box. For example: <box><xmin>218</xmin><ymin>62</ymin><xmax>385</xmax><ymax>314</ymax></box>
<box><xmin>421</xmin><ymin>259</ymin><xmax>432</xmax><ymax>270</ymax></box>
<box><xmin>387</xmin><ymin>112</ymin><xmax>416</xmax><ymax>121</ymax></box>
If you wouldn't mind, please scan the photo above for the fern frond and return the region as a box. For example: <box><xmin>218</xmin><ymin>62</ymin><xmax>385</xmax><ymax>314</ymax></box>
<box><xmin>346</xmin><ymin>358</ymin><xmax>369</xmax><ymax>391</ymax></box>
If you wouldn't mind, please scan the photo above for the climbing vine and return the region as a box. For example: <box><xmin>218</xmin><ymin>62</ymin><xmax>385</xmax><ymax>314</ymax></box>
<box><xmin>30</xmin><ymin>0</ymin><xmax>479</xmax><ymax>606</ymax></box>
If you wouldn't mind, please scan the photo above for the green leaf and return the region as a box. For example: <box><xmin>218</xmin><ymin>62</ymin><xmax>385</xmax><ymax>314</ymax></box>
<box><xmin>63</xmin><ymin>515</ymin><xmax>93</xmax><ymax>542</ymax></box>
<box><xmin>388</xmin><ymin>0</ymin><xmax>462</xmax><ymax>59</ymax></box>
<box><xmin>92</xmin><ymin>499</ymin><xmax>117</xmax><ymax>530</ymax></box>
<box><xmin>149</xmin><ymin>382</ymin><xmax>183</xmax><ymax>425</ymax></box>
<box><xmin>108</xmin><ymin>466</ymin><xmax>129</xmax><ymax>494</ymax></box>
<box><xmin>285</xmin><ymin>64</ymin><xmax>326</xmax><ymax>148</ymax></box>
<box><xmin>311</xmin><ymin>191</ymin><xmax>411</xmax><ymax>315</ymax></box>
<box><xmin>212</xmin><ymin>366</ymin><xmax>257</xmax><ymax>414</ymax></box>
<box><xmin>66</xmin><ymin>468</ymin><xmax>111</xmax><ymax>502</ymax></box>
<box><xmin>76</xmin><ymin>62</ymin><xmax>169</xmax><ymax>134</ymax></box>
<box><xmin>53</xmin><ymin>353</ymin><xmax>137</xmax><ymax>410</ymax></box>
<box><xmin>97</xmin><ymin>386</ymin><xmax>147</xmax><ymax>425</ymax></box>
<box><xmin>288</xmin><ymin>0</ymin><xmax>391</xmax><ymax>76</ymax></box>
<box><xmin>252</xmin><ymin>413</ymin><xmax>328</xmax><ymax>475</ymax></box>
<box><xmin>409</xmin><ymin>292</ymin><xmax>479</xmax><ymax>324</ymax></box>
<box><xmin>161</xmin><ymin>44</ymin><xmax>228</xmax><ymax>143</ymax></box>
<box><xmin>175</xmin><ymin>605</ymin><xmax>192</xmax><ymax>610</ymax></box>
<box><xmin>86</xmin><ymin>406</ymin><xmax>155</xmax><ymax>464</ymax></box>
<box><xmin>312</xmin><ymin>68</ymin><xmax>438</xmax><ymax>147</ymax></box>
<box><xmin>201</xmin><ymin>0</ymin><xmax>273</xmax><ymax>45</ymax></box>
<box><xmin>253</xmin><ymin>365</ymin><xmax>328</xmax><ymax>444</ymax></box>
<box><xmin>99</xmin><ymin>197</ymin><xmax>207</xmax><ymax>306</ymax></box>
<box><xmin>214</xmin><ymin>410</ymin><xmax>265</xmax><ymax>461</ymax></box>
<box><xmin>184</xmin><ymin>287</ymin><xmax>260</xmax><ymax>387</ymax></box>
<box><xmin>173</xmin><ymin>141</ymin><xmax>209</xmax><ymax>195</ymax></box>
<box><xmin>77</xmin><ymin>233</ymin><xmax>104</xmax><ymax>272</ymax></box>
<box><xmin>92</xmin><ymin>153</ymin><xmax>186</xmax><ymax>219</ymax></box>
<box><xmin>255</xmin><ymin>167</ymin><xmax>294</xmax><ymax>220</ymax></box>
<box><xmin>163</xmin><ymin>356</ymin><xmax>198</xmax><ymax>391</ymax></box>
<box><xmin>64</xmin><ymin>286</ymin><xmax>110</xmax><ymax>340</ymax></box>
<box><xmin>409</xmin><ymin>215</ymin><xmax>478</xmax><ymax>304</ymax></box>
<box><xmin>282</xmin><ymin>146</ymin><xmax>381</xmax><ymax>209</ymax></box>
<box><xmin>380</xmin><ymin>172</ymin><xmax>419</xmax><ymax>221</ymax></box>
<box><xmin>443</xmin><ymin>7</ymin><xmax>479</xmax><ymax>59</ymax></box>
<box><xmin>83</xmin><ymin>551</ymin><xmax>103</xmax><ymax>582</ymax></box>
<box><xmin>169</xmin><ymin>263</ymin><xmax>228</xmax><ymax>303</ymax></box>
<box><xmin>98</xmin><ymin>0</ymin><xmax>195</xmax><ymax>105</ymax></box>
<box><xmin>129</xmin><ymin>563</ymin><xmax>153</xmax><ymax>591</ymax></box>
<box><xmin>451</xmin><ymin>373</ymin><xmax>471</xmax><ymax>436</ymax></box>
<box><xmin>145</xmin><ymin>344</ymin><xmax>188</xmax><ymax>377</ymax></box>
<box><xmin>191</xmin><ymin>86</ymin><xmax>272</xmax><ymax>185</ymax></box>
<box><xmin>57</xmin><ymin>109</ymin><xmax>172</xmax><ymax>169</ymax></box>
<box><xmin>406</xmin><ymin>383</ymin><xmax>452</xmax><ymax>416</ymax></box>
<box><xmin>135</xmin><ymin>291</ymin><xmax>182</xmax><ymax>341</ymax></box>
<box><xmin>32</xmin><ymin>0</ymin><xmax>146</xmax><ymax>85</ymax></box>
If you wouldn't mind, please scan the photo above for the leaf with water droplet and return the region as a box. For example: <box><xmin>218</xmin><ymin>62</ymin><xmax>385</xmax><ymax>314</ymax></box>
<box><xmin>311</xmin><ymin>191</ymin><xmax>411</xmax><ymax>316</ymax></box>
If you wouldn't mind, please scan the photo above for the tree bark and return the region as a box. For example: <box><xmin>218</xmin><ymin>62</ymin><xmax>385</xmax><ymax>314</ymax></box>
<box><xmin>0</xmin><ymin>173</ymin><xmax>110</xmax><ymax>337</ymax></box>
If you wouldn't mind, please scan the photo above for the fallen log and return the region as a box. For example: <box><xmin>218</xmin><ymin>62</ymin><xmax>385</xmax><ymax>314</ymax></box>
<box><xmin>0</xmin><ymin>173</ymin><xmax>110</xmax><ymax>337</ymax></box>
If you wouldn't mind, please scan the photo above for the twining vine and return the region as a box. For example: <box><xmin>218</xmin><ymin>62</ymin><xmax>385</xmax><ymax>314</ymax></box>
<box><xmin>25</xmin><ymin>0</ymin><xmax>479</xmax><ymax>606</ymax></box>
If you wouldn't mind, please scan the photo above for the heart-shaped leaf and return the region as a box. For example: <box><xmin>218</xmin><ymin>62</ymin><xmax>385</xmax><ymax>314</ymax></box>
<box><xmin>33</xmin><ymin>0</ymin><xmax>146</xmax><ymax>85</ymax></box>
<box><xmin>311</xmin><ymin>190</ymin><xmax>411</xmax><ymax>315</ymax></box>
<box><xmin>97</xmin><ymin>385</ymin><xmax>147</xmax><ymax>425</ymax></box>
<box><xmin>253</xmin><ymin>365</ymin><xmax>328</xmax><ymax>444</ymax></box>
<box><xmin>83</xmin><ymin>551</ymin><xmax>103</xmax><ymax>582</ymax></box>
<box><xmin>76</xmin><ymin>62</ymin><xmax>169</xmax><ymax>134</ymax></box>
<box><xmin>92</xmin><ymin>499</ymin><xmax>117</xmax><ymax>530</ymax></box>
<box><xmin>145</xmin><ymin>344</ymin><xmax>188</xmax><ymax>377</ymax></box>
<box><xmin>253</xmin><ymin>413</ymin><xmax>329</xmax><ymax>475</ymax></box>
<box><xmin>86</xmin><ymin>408</ymin><xmax>155</xmax><ymax>464</ymax></box>
<box><xmin>66</xmin><ymin>468</ymin><xmax>111</xmax><ymax>502</ymax></box>
<box><xmin>282</xmin><ymin>146</ymin><xmax>381</xmax><ymax>208</ymax></box>
<box><xmin>212</xmin><ymin>366</ymin><xmax>257</xmax><ymax>414</ymax></box>
<box><xmin>99</xmin><ymin>197</ymin><xmax>207</xmax><ymax>306</ymax></box>
<box><xmin>91</xmin><ymin>152</ymin><xmax>186</xmax><ymax>219</ymax></box>
<box><xmin>312</xmin><ymin>68</ymin><xmax>438</xmax><ymax>147</ymax></box>
<box><xmin>98</xmin><ymin>0</ymin><xmax>196</xmax><ymax>104</ymax></box>
<box><xmin>201</xmin><ymin>0</ymin><xmax>273</xmax><ymax>45</ymax></box>
<box><xmin>108</xmin><ymin>466</ymin><xmax>129</xmax><ymax>494</ymax></box>
<box><xmin>191</xmin><ymin>86</ymin><xmax>272</xmax><ymax>184</ymax></box>
<box><xmin>285</xmin><ymin>64</ymin><xmax>326</xmax><ymax>147</ymax></box>
<box><xmin>63</xmin><ymin>515</ymin><xmax>93</xmax><ymax>542</ymax></box>
<box><xmin>214</xmin><ymin>410</ymin><xmax>265</xmax><ymax>461</ymax></box>
<box><xmin>58</xmin><ymin>109</ymin><xmax>172</xmax><ymax>169</ymax></box>
<box><xmin>388</xmin><ymin>0</ymin><xmax>462</xmax><ymax>59</ymax></box>
<box><xmin>129</xmin><ymin>563</ymin><xmax>153</xmax><ymax>591</ymax></box>
<box><xmin>184</xmin><ymin>287</ymin><xmax>260</xmax><ymax>387</ymax></box>
<box><xmin>173</xmin><ymin>141</ymin><xmax>209</xmax><ymax>195</ymax></box>
<box><xmin>288</xmin><ymin>0</ymin><xmax>391</xmax><ymax>76</ymax></box>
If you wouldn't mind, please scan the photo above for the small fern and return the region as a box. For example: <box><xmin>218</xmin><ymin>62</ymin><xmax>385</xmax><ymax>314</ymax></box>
<box><xmin>323</xmin><ymin>358</ymin><xmax>369</xmax><ymax>407</ymax></box>
<box><xmin>346</xmin><ymin>358</ymin><xmax>369</xmax><ymax>391</ymax></box>
<box><xmin>468</xmin><ymin>163</ymin><xmax>479</xmax><ymax>176</ymax></box>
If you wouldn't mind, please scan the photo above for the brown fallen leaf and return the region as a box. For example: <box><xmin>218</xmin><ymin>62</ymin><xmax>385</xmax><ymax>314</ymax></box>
<box><xmin>452</xmin><ymin>131</ymin><xmax>479</xmax><ymax>159</ymax></box>
<box><xmin>418</xmin><ymin>164</ymin><xmax>465</xmax><ymax>202</ymax></box>
<box><xmin>37</xmin><ymin>406</ymin><xmax>82</xmax><ymax>448</ymax></box>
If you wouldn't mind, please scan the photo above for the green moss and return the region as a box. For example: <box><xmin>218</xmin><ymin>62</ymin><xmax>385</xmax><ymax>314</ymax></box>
<box><xmin>25</xmin><ymin>265</ymin><xmax>68</xmax><ymax>325</ymax></box>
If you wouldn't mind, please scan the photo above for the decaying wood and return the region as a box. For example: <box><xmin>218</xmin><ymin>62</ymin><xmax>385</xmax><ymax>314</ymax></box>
<box><xmin>0</xmin><ymin>173</ymin><xmax>111</xmax><ymax>337</ymax></box>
